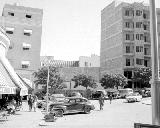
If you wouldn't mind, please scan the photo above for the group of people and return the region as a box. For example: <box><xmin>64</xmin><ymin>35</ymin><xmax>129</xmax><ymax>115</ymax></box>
<box><xmin>98</xmin><ymin>93</ymin><xmax>113</xmax><ymax>110</ymax></box>
<box><xmin>28</xmin><ymin>94</ymin><xmax>38</xmax><ymax>112</ymax></box>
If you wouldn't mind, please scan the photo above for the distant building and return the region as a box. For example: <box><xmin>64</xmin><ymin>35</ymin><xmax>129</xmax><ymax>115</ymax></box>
<box><xmin>0</xmin><ymin>3</ymin><xmax>43</xmax><ymax>79</ymax></box>
<box><xmin>79</xmin><ymin>54</ymin><xmax>100</xmax><ymax>67</ymax></box>
<box><xmin>40</xmin><ymin>56</ymin><xmax>79</xmax><ymax>67</ymax></box>
<box><xmin>100</xmin><ymin>1</ymin><xmax>160</xmax><ymax>88</ymax></box>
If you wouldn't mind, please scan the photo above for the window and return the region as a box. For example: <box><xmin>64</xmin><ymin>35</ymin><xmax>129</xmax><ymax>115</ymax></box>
<box><xmin>136</xmin><ymin>22</ymin><xmax>142</xmax><ymax>28</ymax></box>
<box><xmin>136</xmin><ymin>34</ymin><xmax>139</xmax><ymax>40</ymax></box>
<box><xmin>126</xmin><ymin>46</ymin><xmax>130</xmax><ymax>53</ymax></box>
<box><xmin>140</xmin><ymin>34</ymin><xmax>144</xmax><ymax>40</ymax></box>
<box><xmin>6</xmin><ymin>27</ymin><xmax>14</xmax><ymax>34</ymax></box>
<box><xmin>144</xmin><ymin>48</ymin><xmax>149</xmax><ymax>55</ymax></box>
<box><xmin>126</xmin><ymin>59</ymin><xmax>130</xmax><ymax>66</ymax></box>
<box><xmin>26</xmin><ymin>14</ymin><xmax>32</xmax><ymax>18</ymax></box>
<box><xmin>22</xmin><ymin>43</ymin><xmax>31</xmax><ymax>50</ymax></box>
<box><xmin>21</xmin><ymin>61</ymin><xmax>30</xmax><ymax>68</ymax></box>
<box><xmin>136</xmin><ymin>46</ymin><xmax>143</xmax><ymax>52</ymax></box>
<box><xmin>85</xmin><ymin>62</ymin><xmax>88</xmax><ymax>67</ymax></box>
<box><xmin>125</xmin><ymin>10</ymin><xmax>130</xmax><ymax>16</ymax></box>
<box><xmin>125</xmin><ymin>22</ymin><xmax>130</xmax><ymax>28</ymax></box>
<box><xmin>8</xmin><ymin>12</ymin><xmax>14</xmax><ymax>16</ymax></box>
<box><xmin>24</xmin><ymin>29</ymin><xmax>32</xmax><ymax>36</ymax></box>
<box><xmin>136</xmin><ymin>58</ymin><xmax>143</xmax><ymax>65</ymax></box>
<box><xmin>126</xmin><ymin>34</ymin><xmax>130</xmax><ymax>40</ymax></box>
<box><xmin>144</xmin><ymin>60</ymin><xmax>148</xmax><ymax>67</ymax></box>
<box><xmin>136</xmin><ymin>10</ymin><xmax>142</xmax><ymax>16</ymax></box>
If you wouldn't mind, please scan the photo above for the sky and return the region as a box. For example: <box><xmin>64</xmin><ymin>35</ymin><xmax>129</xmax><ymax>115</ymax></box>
<box><xmin>0</xmin><ymin>0</ymin><xmax>160</xmax><ymax>61</ymax></box>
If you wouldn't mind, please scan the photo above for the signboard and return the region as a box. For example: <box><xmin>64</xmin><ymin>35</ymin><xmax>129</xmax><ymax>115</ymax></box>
<box><xmin>0</xmin><ymin>87</ymin><xmax>16</xmax><ymax>94</ymax></box>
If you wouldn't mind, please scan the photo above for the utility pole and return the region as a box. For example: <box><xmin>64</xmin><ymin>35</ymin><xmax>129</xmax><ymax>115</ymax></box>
<box><xmin>149</xmin><ymin>0</ymin><xmax>160</xmax><ymax>125</ymax></box>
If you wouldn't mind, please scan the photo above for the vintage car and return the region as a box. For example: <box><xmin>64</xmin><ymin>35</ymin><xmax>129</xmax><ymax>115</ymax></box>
<box><xmin>91</xmin><ymin>90</ymin><xmax>108</xmax><ymax>100</ymax></box>
<box><xmin>126</xmin><ymin>93</ymin><xmax>142</xmax><ymax>103</ymax></box>
<box><xmin>49</xmin><ymin>97</ymin><xmax>95</xmax><ymax>116</ymax></box>
<box><xmin>51</xmin><ymin>94</ymin><xmax>66</xmax><ymax>102</ymax></box>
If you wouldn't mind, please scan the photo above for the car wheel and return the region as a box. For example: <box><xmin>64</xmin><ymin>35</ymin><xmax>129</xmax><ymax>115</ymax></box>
<box><xmin>55</xmin><ymin>109</ymin><xmax>63</xmax><ymax>117</ymax></box>
<box><xmin>84</xmin><ymin>107</ymin><xmax>91</xmax><ymax>114</ymax></box>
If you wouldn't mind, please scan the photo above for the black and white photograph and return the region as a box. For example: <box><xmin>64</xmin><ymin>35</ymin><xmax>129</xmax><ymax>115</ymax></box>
<box><xmin>0</xmin><ymin>0</ymin><xmax>160</xmax><ymax>127</ymax></box>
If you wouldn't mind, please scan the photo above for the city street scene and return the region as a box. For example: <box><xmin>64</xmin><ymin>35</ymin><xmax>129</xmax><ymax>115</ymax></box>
<box><xmin>0</xmin><ymin>0</ymin><xmax>160</xmax><ymax>128</ymax></box>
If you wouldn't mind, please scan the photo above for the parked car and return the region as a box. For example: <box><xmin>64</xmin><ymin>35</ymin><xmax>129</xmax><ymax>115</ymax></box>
<box><xmin>37</xmin><ymin>100</ymin><xmax>53</xmax><ymax>109</ymax></box>
<box><xmin>68</xmin><ymin>92</ymin><xmax>82</xmax><ymax>97</ymax></box>
<box><xmin>51</xmin><ymin>94</ymin><xmax>66</xmax><ymax>102</ymax></box>
<box><xmin>118</xmin><ymin>88</ymin><xmax>133</xmax><ymax>98</ymax></box>
<box><xmin>49</xmin><ymin>97</ymin><xmax>95</xmax><ymax>116</ymax></box>
<box><xmin>92</xmin><ymin>90</ymin><xmax>108</xmax><ymax>100</ymax></box>
<box><xmin>126</xmin><ymin>93</ymin><xmax>142</xmax><ymax>103</ymax></box>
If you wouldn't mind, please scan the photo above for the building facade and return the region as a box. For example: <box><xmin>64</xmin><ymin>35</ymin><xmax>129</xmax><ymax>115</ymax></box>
<box><xmin>79</xmin><ymin>54</ymin><xmax>100</xmax><ymax>67</ymax></box>
<box><xmin>0</xmin><ymin>3</ymin><xmax>43</xmax><ymax>79</ymax></box>
<box><xmin>100</xmin><ymin>1</ymin><xmax>160</xmax><ymax>88</ymax></box>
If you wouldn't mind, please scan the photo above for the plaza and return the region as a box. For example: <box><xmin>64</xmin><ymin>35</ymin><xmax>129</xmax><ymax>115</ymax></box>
<box><xmin>0</xmin><ymin>98</ymin><xmax>151</xmax><ymax>128</ymax></box>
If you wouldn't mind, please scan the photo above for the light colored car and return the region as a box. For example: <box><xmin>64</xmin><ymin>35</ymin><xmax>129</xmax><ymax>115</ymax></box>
<box><xmin>51</xmin><ymin>94</ymin><xmax>66</xmax><ymax>102</ymax></box>
<box><xmin>126</xmin><ymin>93</ymin><xmax>142</xmax><ymax>102</ymax></box>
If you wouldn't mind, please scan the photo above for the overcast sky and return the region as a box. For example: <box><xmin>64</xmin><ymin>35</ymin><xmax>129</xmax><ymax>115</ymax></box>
<box><xmin>0</xmin><ymin>0</ymin><xmax>159</xmax><ymax>60</ymax></box>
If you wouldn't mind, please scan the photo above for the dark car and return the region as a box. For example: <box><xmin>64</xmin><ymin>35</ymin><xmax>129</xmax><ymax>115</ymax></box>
<box><xmin>92</xmin><ymin>90</ymin><xmax>108</xmax><ymax>100</ymax></box>
<box><xmin>49</xmin><ymin>97</ymin><xmax>95</xmax><ymax>116</ymax></box>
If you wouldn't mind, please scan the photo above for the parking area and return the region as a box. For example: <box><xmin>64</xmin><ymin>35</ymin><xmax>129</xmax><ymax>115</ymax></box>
<box><xmin>0</xmin><ymin>98</ymin><xmax>152</xmax><ymax>128</ymax></box>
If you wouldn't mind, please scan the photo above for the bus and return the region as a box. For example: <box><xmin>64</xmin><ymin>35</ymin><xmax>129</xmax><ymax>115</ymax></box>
<box><xmin>118</xmin><ymin>88</ymin><xmax>133</xmax><ymax>98</ymax></box>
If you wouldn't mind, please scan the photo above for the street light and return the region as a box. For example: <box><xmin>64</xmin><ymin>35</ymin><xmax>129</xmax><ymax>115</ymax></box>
<box><xmin>149</xmin><ymin>0</ymin><xmax>160</xmax><ymax>125</ymax></box>
<box><xmin>46</xmin><ymin>56</ymin><xmax>51</xmax><ymax>114</ymax></box>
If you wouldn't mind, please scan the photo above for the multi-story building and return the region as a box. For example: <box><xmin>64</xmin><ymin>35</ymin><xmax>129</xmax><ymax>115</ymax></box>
<box><xmin>0</xmin><ymin>3</ymin><xmax>43</xmax><ymax>79</ymax></box>
<box><xmin>79</xmin><ymin>54</ymin><xmax>100</xmax><ymax>67</ymax></box>
<box><xmin>100</xmin><ymin>1</ymin><xmax>160</xmax><ymax>88</ymax></box>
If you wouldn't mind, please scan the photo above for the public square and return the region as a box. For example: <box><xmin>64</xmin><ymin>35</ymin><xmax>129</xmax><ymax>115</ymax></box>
<box><xmin>0</xmin><ymin>98</ymin><xmax>151</xmax><ymax>128</ymax></box>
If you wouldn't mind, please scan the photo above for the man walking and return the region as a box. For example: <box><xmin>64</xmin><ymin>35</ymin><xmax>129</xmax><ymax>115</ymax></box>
<box><xmin>98</xmin><ymin>94</ymin><xmax>104</xmax><ymax>110</ymax></box>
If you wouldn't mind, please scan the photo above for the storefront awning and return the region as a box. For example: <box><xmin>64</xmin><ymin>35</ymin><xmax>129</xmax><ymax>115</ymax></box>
<box><xmin>0</xmin><ymin>62</ymin><xmax>17</xmax><ymax>94</ymax></box>
<box><xmin>1</xmin><ymin>57</ymin><xmax>28</xmax><ymax>96</ymax></box>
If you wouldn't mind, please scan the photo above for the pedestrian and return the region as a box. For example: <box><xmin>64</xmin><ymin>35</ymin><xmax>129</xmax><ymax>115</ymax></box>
<box><xmin>109</xmin><ymin>93</ymin><xmax>113</xmax><ymax>104</ymax></box>
<box><xmin>98</xmin><ymin>94</ymin><xmax>104</xmax><ymax>110</ymax></box>
<box><xmin>32</xmin><ymin>94</ymin><xmax>38</xmax><ymax>112</ymax></box>
<box><xmin>28</xmin><ymin>95</ymin><xmax>33</xmax><ymax>111</ymax></box>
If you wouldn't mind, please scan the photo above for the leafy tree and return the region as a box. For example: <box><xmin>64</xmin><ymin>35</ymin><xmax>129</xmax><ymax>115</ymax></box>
<box><xmin>71</xmin><ymin>74</ymin><xmax>97</xmax><ymax>89</ymax></box>
<box><xmin>132</xmin><ymin>67</ymin><xmax>151</xmax><ymax>88</ymax></box>
<box><xmin>33</xmin><ymin>66</ymin><xmax>64</xmax><ymax>91</ymax></box>
<box><xmin>100</xmin><ymin>74</ymin><xmax>128</xmax><ymax>89</ymax></box>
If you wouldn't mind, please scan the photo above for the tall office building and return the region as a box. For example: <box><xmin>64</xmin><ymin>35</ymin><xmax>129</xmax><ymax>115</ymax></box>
<box><xmin>100</xmin><ymin>1</ymin><xmax>160</xmax><ymax>88</ymax></box>
<box><xmin>0</xmin><ymin>3</ymin><xmax>43</xmax><ymax>79</ymax></box>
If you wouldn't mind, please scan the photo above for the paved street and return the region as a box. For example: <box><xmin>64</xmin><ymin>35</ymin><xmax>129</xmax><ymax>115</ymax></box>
<box><xmin>0</xmin><ymin>98</ymin><xmax>152</xmax><ymax>128</ymax></box>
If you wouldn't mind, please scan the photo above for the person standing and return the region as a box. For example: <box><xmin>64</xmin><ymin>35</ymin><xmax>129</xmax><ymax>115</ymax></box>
<box><xmin>109</xmin><ymin>94</ymin><xmax>113</xmax><ymax>104</ymax></box>
<box><xmin>98</xmin><ymin>94</ymin><xmax>104</xmax><ymax>110</ymax></box>
<box><xmin>28</xmin><ymin>95</ymin><xmax>33</xmax><ymax>111</ymax></box>
<box><xmin>32</xmin><ymin>94</ymin><xmax>38</xmax><ymax>112</ymax></box>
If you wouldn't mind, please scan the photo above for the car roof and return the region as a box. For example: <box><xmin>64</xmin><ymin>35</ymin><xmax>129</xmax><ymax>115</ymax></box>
<box><xmin>65</xmin><ymin>97</ymin><xmax>87</xmax><ymax>100</ymax></box>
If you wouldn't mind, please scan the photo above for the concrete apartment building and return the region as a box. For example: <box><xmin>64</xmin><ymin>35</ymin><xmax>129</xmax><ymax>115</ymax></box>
<box><xmin>100</xmin><ymin>1</ymin><xmax>160</xmax><ymax>88</ymax></box>
<box><xmin>0</xmin><ymin>3</ymin><xmax>43</xmax><ymax>79</ymax></box>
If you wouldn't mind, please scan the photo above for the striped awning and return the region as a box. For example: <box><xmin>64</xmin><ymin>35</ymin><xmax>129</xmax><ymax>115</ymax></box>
<box><xmin>0</xmin><ymin>62</ymin><xmax>17</xmax><ymax>94</ymax></box>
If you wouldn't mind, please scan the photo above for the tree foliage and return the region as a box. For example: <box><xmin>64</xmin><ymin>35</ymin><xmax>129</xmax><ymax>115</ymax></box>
<box><xmin>132</xmin><ymin>68</ymin><xmax>151</xmax><ymax>87</ymax></box>
<box><xmin>100</xmin><ymin>74</ymin><xmax>128</xmax><ymax>89</ymax></box>
<box><xmin>71</xmin><ymin>74</ymin><xmax>97</xmax><ymax>89</ymax></box>
<box><xmin>33</xmin><ymin>66</ymin><xmax>64</xmax><ymax>90</ymax></box>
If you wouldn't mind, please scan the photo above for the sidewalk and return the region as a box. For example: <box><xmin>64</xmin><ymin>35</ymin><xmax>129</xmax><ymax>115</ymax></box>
<box><xmin>0</xmin><ymin>101</ymin><xmax>44</xmax><ymax>128</ymax></box>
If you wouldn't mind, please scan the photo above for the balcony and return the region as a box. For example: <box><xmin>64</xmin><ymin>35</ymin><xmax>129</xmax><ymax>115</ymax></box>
<box><xmin>124</xmin><ymin>52</ymin><xmax>134</xmax><ymax>56</ymax></box>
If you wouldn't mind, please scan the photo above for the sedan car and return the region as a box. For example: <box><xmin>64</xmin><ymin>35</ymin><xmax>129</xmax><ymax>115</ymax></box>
<box><xmin>126</xmin><ymin>93</ymin><xmax>142</xmax><ymax>103</ymax></box>
<box><xmin>51</xmin><ymin>94</ymin><xmax>66</xmax><ymax>102</ymax></box>
<box><xmin>49</xmin><ymin>97</ymin><xmax>95</xmax><ymax>116</ymax></box>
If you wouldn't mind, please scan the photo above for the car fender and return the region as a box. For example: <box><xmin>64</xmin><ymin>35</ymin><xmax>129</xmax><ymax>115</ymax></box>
<box><xmin>52</xmin><ymin>105</ymin><xmax>67</xmax><ymax>113</ymax></box>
